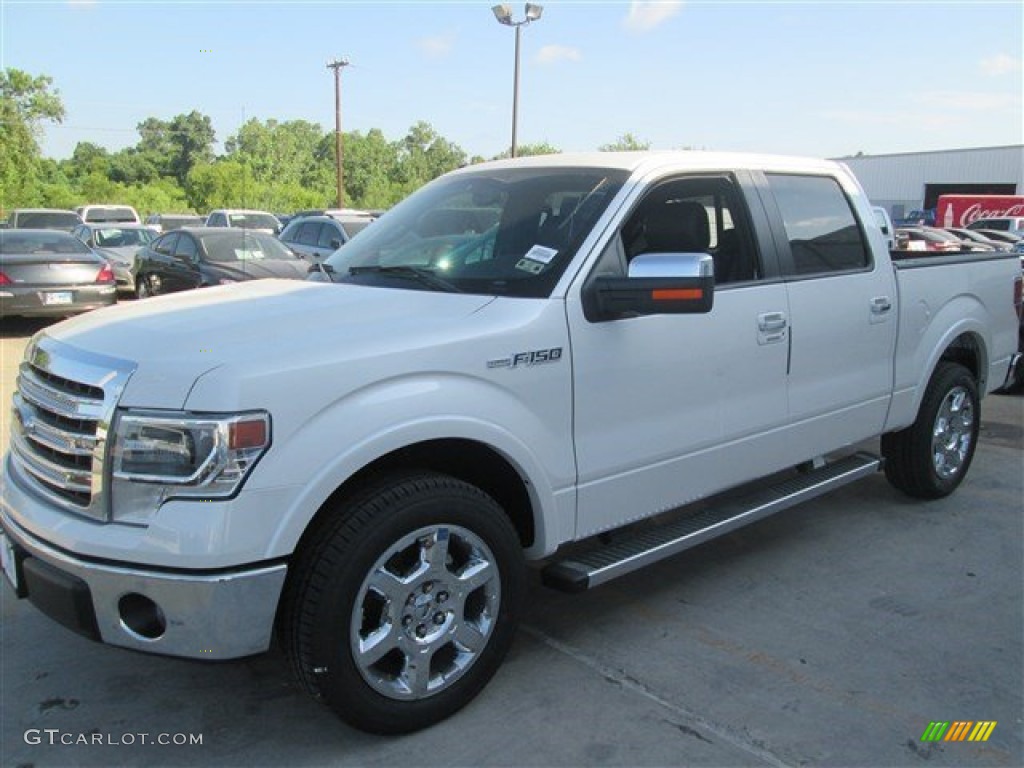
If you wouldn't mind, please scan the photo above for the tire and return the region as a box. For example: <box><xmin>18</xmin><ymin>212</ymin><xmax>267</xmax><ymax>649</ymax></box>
<box><xmin>136</xmin><ymin>274</ymin><xmax>158</xmax><ymax>298</ymax></box>
<box><xmin>279</xmin><ymin>472</ymin><xmax>525</xmax><ymax>734</ymax></box>
<box><xmin>882</xmin><ymin>362</ymin><xmax>980</xmax><ymax>499</ymax></box>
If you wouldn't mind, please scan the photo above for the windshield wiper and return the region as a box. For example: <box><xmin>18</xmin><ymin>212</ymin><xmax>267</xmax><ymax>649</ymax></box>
<box><xmin>348</xmin><ymin>265</ymin><xmax>463</xmax><ymax>293</ymax></box>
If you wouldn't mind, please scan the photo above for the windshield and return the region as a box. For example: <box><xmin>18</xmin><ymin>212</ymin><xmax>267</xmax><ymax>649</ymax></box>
<box><xmin>325</xmin><ymin>166</ymin><xmax>629</xmax><ymax>298</ymax></box>
<box><xmin>228</xmin><ymin>213</ymin><xmax>280</xmax><ymax>230</ymax></box>
<box><xmin>200</xmin><ymin>232</ymin><xmax>296</xmax><ymax>262</ymax></box>
<box><xmin>1</xmin><ymin>231</ymin><xmax>91</xmax><ymax>255</ymax></box>
<box><xmin>94</xmin><ymin>228</ymin><xmax>154</xmax><ymax>247</ymax></box>
<box><xmin>85</xmin><ymin>207</ymin><xmax>137</xmax><ymax>223</ymax></box>
<box><xmin>16</xmin><ymin>212</ymin><xmax>81</xmax><ymax>229</ymax></box>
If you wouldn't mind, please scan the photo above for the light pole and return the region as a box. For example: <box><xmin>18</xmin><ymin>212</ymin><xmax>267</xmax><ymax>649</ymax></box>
<box><xmin>491</xmin><ymin>4</ymin><xmax>543</xmax><ymax>158</ymax></box>
<box><xmin>326</xmin><ymin>57</ymin><xmax>350</xmax><ymax>208</ymax></box>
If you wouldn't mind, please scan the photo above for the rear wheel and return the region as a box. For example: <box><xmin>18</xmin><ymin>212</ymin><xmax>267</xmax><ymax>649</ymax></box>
<box><xmin>136</xmin><ymin>274</ymin><xmax>161</xmax><ymax>298</ymax></box>
<box><xmin>882</xmin><ymin>362</ymin><xmax>979</xmax><ymax>499</ymax></box>
<box><xmin>280</xmin><ymin>472</ymin><xmax>525</xmax><ymax>734</ymax></box>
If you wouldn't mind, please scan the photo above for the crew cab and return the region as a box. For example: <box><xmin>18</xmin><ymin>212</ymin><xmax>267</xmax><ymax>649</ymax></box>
<box><xmin>2</xmin><ymin>152</ymin><xmax>1020</xmax><ymax>735</ymax></box>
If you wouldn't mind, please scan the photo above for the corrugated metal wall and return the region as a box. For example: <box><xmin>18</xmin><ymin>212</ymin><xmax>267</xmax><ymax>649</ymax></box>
<box><xmin>834</xmin><ymin>145</ymin><xmax>1023</xmax><ymax>217</ymax></box>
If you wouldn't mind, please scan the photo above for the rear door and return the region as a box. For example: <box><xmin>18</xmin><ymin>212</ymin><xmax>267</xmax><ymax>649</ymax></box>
<box><xmin>757</xmin><ymin>172</ymin><xmax>897</xmax><ymax>455</ymax></box>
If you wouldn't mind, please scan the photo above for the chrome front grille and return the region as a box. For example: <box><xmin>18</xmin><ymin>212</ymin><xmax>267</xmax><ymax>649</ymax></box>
<box><xmin>9</xmin><ymin>337</ymin><xmax>135</xmax><ymax>522</ymax></box>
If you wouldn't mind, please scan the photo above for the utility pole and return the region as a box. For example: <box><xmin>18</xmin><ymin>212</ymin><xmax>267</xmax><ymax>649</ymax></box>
<box><xmin>492</xmin><ymin>5</ymin><xmax>543</xmax><ymax>159</ymax></box>
<box><xmin>326</xmin><ymin>57</ymin><xmax>350</xmax><ymax>208</ymax></box>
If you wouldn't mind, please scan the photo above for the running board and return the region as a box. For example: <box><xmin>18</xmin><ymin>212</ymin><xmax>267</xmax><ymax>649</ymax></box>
<box><xmin>542</xmin><ymin>452</ymin><xmax>882</xmax><ymax>593</ymax></box>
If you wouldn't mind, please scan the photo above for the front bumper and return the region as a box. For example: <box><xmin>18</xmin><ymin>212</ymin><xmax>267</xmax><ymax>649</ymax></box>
<box><xmin>1</xmin><ymin>508</ymin><xmax>287</xmax><ymax>660</ymax></box>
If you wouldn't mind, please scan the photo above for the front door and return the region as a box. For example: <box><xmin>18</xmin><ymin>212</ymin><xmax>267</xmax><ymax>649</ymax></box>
<box><xmin>567</xmin><ymin>173</ymin><xmax>793</xmax><ymax>539</ymax></box>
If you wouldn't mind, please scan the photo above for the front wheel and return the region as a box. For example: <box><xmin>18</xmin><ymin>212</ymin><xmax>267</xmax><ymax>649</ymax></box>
<box><xmin>882</xmin><ymin>362</ymin><xmax>980</xmax><ymax>499</ymax></box>
<box><xmin>135</xmin><ymin>274</ymin><xmax>161</xmax><ymax>298</ymax></box>
<box><xmin>280</xmin><ymin>472</ymin><xmax>525</xmax><ymax>734</ymax></box>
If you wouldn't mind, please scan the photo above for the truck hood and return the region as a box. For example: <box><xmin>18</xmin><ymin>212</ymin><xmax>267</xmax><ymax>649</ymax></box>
<box><xmin>43</xmin><ymin>280</ymin><xmax>495</xmax><ymax>408</ymax></box>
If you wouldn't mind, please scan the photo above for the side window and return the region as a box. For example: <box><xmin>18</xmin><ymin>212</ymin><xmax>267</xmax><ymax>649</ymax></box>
<box><xmin>174</xmin><ymin>234</ymin><xmax>198</xmax><ymax>260</ymax></box>
<box><xmin>208</xmin><ymin>213</ymin><xmax>225</xmax><ymax>227</ymax></box>
<box><xmin>766</xmin><ymin>174</ymin><xmax>870</xmax><ymax>276</ymax></box>
<box><xmin>318</xmin><ymin>222</ymin><xmax>343</xmax><ymax>248</ymax></box>
<box><xmin>620</xmin><ymin>176</ymin><xmax>761</xmax><ymax>284</ymax></box>
<box><xmin>155</xmin><ymin>233</ymin><xmax>178</xmax><ymax>255</ymax></box>
<box><xmin>297</xmin><ymin>222</ymin><xmax>321</xmax><ymax>246</ymax></box>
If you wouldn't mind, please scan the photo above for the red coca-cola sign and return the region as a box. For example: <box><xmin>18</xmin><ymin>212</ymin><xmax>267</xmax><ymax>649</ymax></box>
<box><xmin>936</xmin><ymin>194</ymin><xmax>1024</xmax><ymax>228</ymax></box>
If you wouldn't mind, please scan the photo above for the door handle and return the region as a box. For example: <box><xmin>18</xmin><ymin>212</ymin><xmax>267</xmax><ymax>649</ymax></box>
<box><xmin>758</xmin><ymin>312</ymin><xmax>788</xmax><ymax>332</ymax></box>
<box><xmin>870</xmin><ymin>296</ymin><xmax>892</xmax><ymax>314</ymax></box>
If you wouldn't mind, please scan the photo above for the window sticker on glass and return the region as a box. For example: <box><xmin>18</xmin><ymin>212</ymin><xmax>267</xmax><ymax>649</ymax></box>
<box><xmin>515</xmin><ymin>258</ymin><xmax>545</xmax><ymax>275</ymax></box>
<box><xmin>524</xmin><ymin>244</ymin><xmax>558</xmax><ymax>264</ymax></box>
<box><xmin>234</xmin><ymin>249</ymin><xmax>266</xmax><ymax>260</ymax></box>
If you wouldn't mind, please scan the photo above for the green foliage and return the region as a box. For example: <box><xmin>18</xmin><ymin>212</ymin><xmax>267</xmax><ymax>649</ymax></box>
<box><xmin>599</xmin><ymin>133</ymin><xmax>652</xmax><ymax>152</ymax></box>
<box><xmin>8</xmin><ymin>69</ymin><xmax>645</xmax><ymax>218</ymax></box>
<box><xmin>491</xmin><ymin>141</ymin><xmax>561</xmax><ymax>160</ymax></box>
<box><xmin>1</xmin><ymin>68</ymin><xmax>65</xmax><ymax>211</ymax></box>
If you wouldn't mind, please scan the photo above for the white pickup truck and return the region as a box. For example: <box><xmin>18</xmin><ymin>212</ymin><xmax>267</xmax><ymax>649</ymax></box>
<box><xmin>2</xmin><ymin>152</ymin><xmax>1020</xmax><ymax>734</ymax></box>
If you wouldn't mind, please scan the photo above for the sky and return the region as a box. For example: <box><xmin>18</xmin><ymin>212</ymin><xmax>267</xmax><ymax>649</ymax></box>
<box><xmin>2</xmin><ymin>0</ymin><xmax>1022</xmax><ymax>162</ymax></box>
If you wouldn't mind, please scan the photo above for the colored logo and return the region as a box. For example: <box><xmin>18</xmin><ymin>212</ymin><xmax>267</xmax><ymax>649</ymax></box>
<box><xmin>921</xmin><ymin>721</ymin><xmax>997</xmax><ymax>742</ymax></box>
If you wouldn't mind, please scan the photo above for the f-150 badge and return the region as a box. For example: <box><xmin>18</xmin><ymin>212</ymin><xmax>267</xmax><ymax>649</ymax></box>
<box><xmin>488</xmin><ymin>347</ymin><xmax>563</xmax><ymax>369</ymax></box>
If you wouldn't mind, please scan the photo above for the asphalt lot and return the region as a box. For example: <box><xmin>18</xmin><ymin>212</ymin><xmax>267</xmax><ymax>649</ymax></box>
<box><xmin>1</xmin><ymin>315</ymin><xmax>1022</xmax><ymax>768</ymax></box>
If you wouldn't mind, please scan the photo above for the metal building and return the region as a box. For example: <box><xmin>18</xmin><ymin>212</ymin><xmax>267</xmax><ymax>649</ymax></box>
<box><xmin>834</xmin><ymin>145</ymin><xmax>1024</xmax><ymax>221</ymax></box>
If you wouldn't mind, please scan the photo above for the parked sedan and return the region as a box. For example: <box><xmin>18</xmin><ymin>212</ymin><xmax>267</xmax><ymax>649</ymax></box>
<box><xmin>72</xmin><ymin>223</ymin><xmax>155</xmax><ymax>296</ymax></box>
<box><xmin>278</xmin><ymin>215</ymin><xmax>370</xmax><ymax>262</ymax></box>
<box><xmin>134</xmin><ymin>228</ymin><xmax>308</xmax><ymax>297</ymax></box>
<box><xmin>0</xmin><ymin>229</ymin><xmax>117</xmax><ymax>318</ymax></box>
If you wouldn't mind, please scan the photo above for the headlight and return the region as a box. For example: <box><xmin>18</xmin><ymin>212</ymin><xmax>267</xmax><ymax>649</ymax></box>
<box><xmin>110</xmin><ymin>411</ymin><xmax>270</xmax><ymax>517</ymax></box>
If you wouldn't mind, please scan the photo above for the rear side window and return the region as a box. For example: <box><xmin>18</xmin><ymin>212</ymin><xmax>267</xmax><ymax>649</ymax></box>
<box><xmin>767</xmin><ymin>174</ymin><xmax>870</xmax><ymax>276</ymax></box>
<box><xmin>319</xmin><ymin>222</ymin><xmax>343</xmax><ymax>248</ymax></box>
<box><xmin>297</xmin><ymin>222</ymin><xmax>322</xmax><ymax>246</ymax></box>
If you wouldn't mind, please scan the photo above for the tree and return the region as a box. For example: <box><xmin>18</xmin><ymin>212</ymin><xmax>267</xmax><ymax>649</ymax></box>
<box><xmin>394</xmin><ymin>121</ymin><xmax>466</xmax><ymax>195</ymax></box>
<box><xmin>134</xmin><ymin>111</ymin><xmax>215</xmax><ymax>186</ymax></box>
<box><xmin>226</xmin><ymin>118</ymin><xmax>325</xmax><ymax>187</ymax></box>
<box><xmin>185</xmin><ymin>160</ymin><xmax>253</xmax><ymax>212</ymax></box>
<box><xmin>0</xmin><ymin>68</ymin><xmax>65</xmax><ymax>209</ymax></box>
<box><xmin>599</xmin><ymin>133</ymin><xmax>651</xmax><ymax>152</ymax></box>
<box><xmin>490</xmin><ymin>141</ymin><xmax>561</xmax><ymax>160</ymax></box>
<box><xmin>167</xmin><ymin>111</ymin><xmax>215</xmax><ymax>185</ymax></box>
<box><xmin>339</xmin><ymin>128</ymin><xmax>400</xmax><ymax>209</ymax></box>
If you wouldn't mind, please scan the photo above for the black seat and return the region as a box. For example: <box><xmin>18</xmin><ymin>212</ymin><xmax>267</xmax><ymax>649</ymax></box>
<box><xmin>639</xmin><ymin>200</ymin><xmax>711</xmax><ymax>254</ymax></box>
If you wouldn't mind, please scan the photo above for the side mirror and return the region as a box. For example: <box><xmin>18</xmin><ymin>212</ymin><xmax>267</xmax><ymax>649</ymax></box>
<box><xmin>584</xmin><ymin>252</ymin><xmax>715</xmax><ymax>322</ymax></box>
<box><xmin>330</xmin><ymin>239</ymin><xmax>342</xmax><ymax>250</ymax></box>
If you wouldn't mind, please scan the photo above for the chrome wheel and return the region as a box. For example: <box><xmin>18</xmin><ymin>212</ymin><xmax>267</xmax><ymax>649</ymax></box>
<box><xmin>350</xmin><ymin>524</ymin><xmax>501</xmax><ymax>701</ymax></box>
<box><xmin>931</xmin><ymin>386</ymin><xmax>974</xmax><ymax>479</ymax></box>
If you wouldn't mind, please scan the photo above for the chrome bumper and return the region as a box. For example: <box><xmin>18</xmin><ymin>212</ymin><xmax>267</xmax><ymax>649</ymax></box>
<box><xmin>1</xmin><ymin>508</ymin><xmax>287</xmax><ymax>660</ymax></box>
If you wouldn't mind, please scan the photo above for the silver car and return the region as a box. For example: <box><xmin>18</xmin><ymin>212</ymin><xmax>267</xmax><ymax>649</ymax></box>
<box><xmin>0</xmin><ymin>229</ymin><xmax>117</xmax><ymax>318</ymax></box>
<box><xmin>72</xmin><ymin>223</ymin><xmax>156</xmax><ymax>296</ymax></box>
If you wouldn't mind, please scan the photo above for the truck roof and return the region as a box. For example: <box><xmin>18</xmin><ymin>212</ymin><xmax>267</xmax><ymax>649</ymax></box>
<box><xmin>458</xmin><ymin>150</ymin><xmax>845</xmax><ymax>177</ymax></box>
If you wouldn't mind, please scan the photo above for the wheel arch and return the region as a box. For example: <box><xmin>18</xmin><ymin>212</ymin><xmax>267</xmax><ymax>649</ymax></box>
<box><xmin>306</xmin><ymin>438</ymin><xmax>536</xmax><ymax>549</ymax></box>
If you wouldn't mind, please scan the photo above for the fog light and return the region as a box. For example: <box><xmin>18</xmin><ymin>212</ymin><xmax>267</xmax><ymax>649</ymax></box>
<box><xmin>118</xmin><ymin>593</ymin><xmax>166</xmax><ymax>640</ymax></box>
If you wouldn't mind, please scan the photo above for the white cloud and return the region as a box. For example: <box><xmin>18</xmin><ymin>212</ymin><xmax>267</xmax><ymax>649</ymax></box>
<box><xmin>624</xmin><ymin>1</ymin><xmax>684</xmax><ymax>32</ymax></box>
<box><xmin>418</xmin><ymin>32</ymin><xmax>455</xmax><ymax>58</ymax></box>
<box><xmin>536</xmin><ymin>45</ymin><xmax>582</xmax><ymax>65</ymax></box>
<box><xmin>980</xmin><ymin>53</ymin><xmax>1022</xmax><ymax>76</ymax></box>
